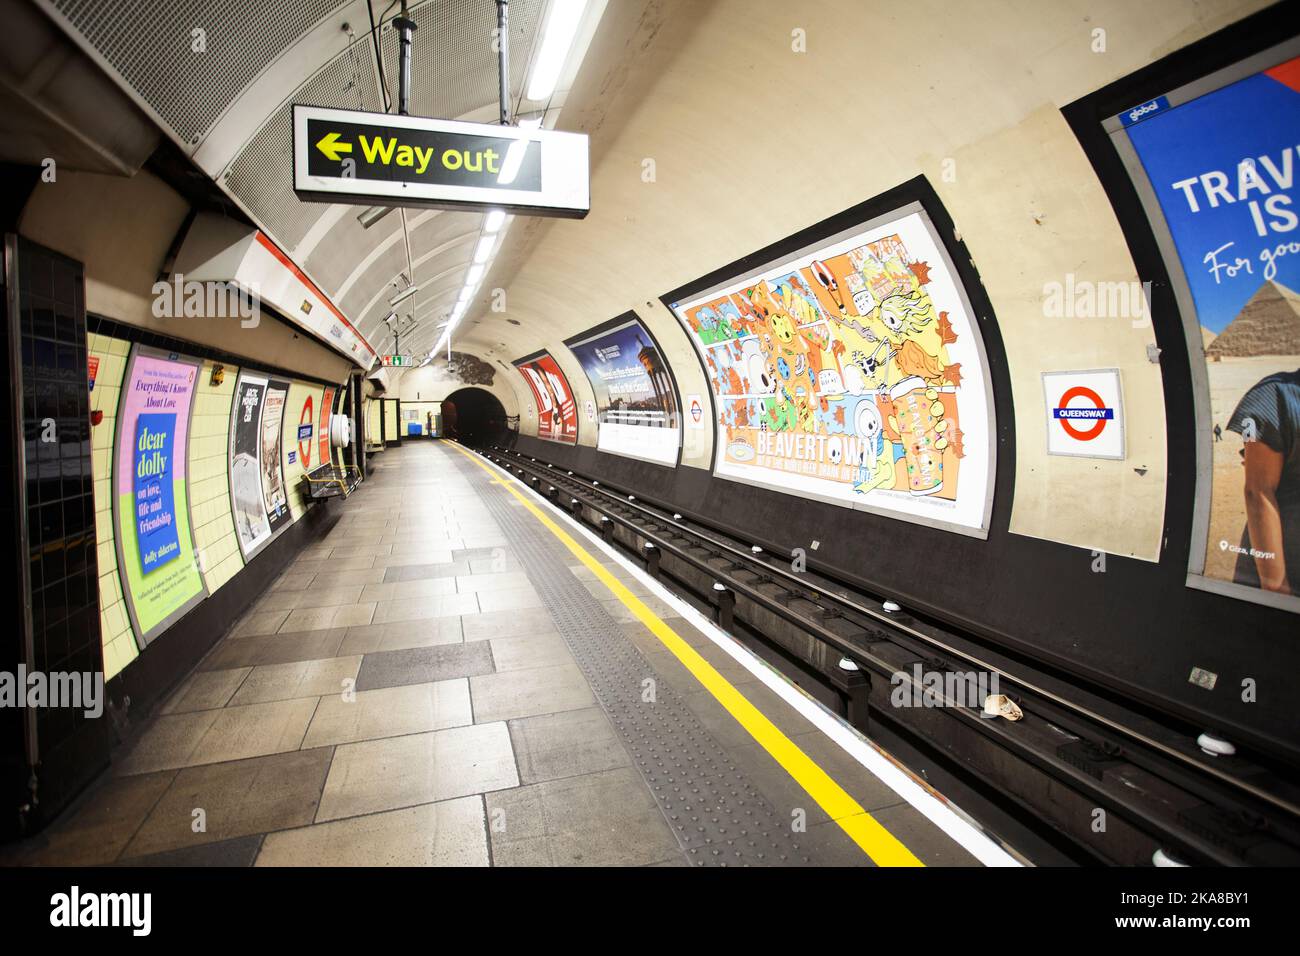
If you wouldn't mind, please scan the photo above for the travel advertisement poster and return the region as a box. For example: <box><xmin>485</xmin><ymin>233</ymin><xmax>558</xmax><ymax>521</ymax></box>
<box><xmin>568</xmin><ymin>317</ymin><xmax>680</xmax><ymax>464</ymax></box>
<box><xmin>112</xmin><ymin>347</ymin><xmax>206</xmax><ymax>646</ymax></box>
<box><xmin>1119</xmin><ymin>48</ymin><xmax>1300</xmax><ymax>611</ymax></box>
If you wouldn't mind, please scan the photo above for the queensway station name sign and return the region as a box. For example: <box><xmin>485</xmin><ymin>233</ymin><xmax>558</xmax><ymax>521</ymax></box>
<box><xmin>292</xmin><ymin>105</ymin><xmax>590</xmax><ymax>219</ymax></box>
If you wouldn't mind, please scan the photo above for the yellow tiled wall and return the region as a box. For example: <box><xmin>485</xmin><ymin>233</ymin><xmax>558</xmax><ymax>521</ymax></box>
<box><xmin>88</xmin><ymin>333</ymin><xmax>135</xmax><ymax>681</ymax></box>
<box><xmin>88</xmin><ymin>334</ymin><xmax>344</xmax><ymax>682</ymax></box>
<box><xmin>190</xmin><ymin>361</ymin><xmax>243</xmax><ymax>591</ymax></box>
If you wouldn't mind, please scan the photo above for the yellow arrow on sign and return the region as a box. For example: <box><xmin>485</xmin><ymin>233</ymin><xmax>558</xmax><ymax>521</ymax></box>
<box><xmin>316</xmin><ymin>131</ymin><xmax>352</xmax><ymax>161</ymax></box>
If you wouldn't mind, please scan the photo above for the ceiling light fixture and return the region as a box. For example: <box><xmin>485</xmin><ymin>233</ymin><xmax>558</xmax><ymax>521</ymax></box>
<box><xmin>484</xmin><ymin>209</ymin><xmax>506</xmax><ymax>233</ymax></box>
<box><xmin>389</xmin><ymin>284</ymin><xmax>419</xmax><ymax>306</ymax></box>
<box><xmin>473</xmin><ymin>235</ymin><xmax>495</xmax><ymax>264</ymax></box>
<box><xmin>526</xmin><ymin>0</ymin><xmax>587</xmax><ymax>101</ymax></box>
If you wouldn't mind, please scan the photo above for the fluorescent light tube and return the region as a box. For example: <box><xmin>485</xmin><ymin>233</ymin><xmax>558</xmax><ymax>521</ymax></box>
<box><xmin>527</xmin><ymin>0</ymin><xmax>587</xmax><ymax>101</ymax></box>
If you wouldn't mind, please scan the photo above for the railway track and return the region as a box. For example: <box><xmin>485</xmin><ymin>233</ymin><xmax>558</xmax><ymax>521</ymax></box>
<box><xmin>471</xmin><ymin>441</ymin><xmax>1300</xmax><ymax>867</ymax></box>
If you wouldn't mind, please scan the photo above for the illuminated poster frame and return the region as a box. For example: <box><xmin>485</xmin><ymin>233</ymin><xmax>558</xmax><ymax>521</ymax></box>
<box><xmin>663</xmin><ymin>193</ymin><xmax>999</xmax><ymax>538</ymax></box>
<box><xmin>1078</xmin><ymin>27</ymin><xmax>1300</xmax><ymax>614</ymax></box>
<box><xmin>111</xmin><ymin>344</ymin><xmax>207</xmax><ymax>647</ymax></box>
<box><xmin>229</xmin><ymin>370</ymin><xmax>293</xmax><ymax>561</ymax></box>
<box><xmin>565</xmin><ymin>312</ymin><xmax>682</xmax><ymax>466</ymax></box>
<box><xmin>514</xmin><ymin>351</ymin><xmax>579</xmax><ymax>445</ymax></box>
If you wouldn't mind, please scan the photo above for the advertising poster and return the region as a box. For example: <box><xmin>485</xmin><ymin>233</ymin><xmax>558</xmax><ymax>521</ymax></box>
<box><xmin>230</xmin><ymin>372</ymin><xmax>272</xmax><ymax>557</ymax></box>
<box><xmin>261</xmin><ymin>380</ymin><xmax>291</xmax><ymax>533</ymax></box>
<box><xmin>112</xmin><ymin>347</ymin><xmax>206</xmax><ymax>646</ymax></box>
<box><xmin>514</xmin><ymin>352</ymin><xmax>578</xmax><ymax>444</ymax></box>
<box><xmin>668</xmin><ymin>205</ymin><xmax>995</xmax><ymax>535</ymax></box>
<box><xmin>568</xmin><ymin>316</ymin><xmax>680</xmax><ymax>464</ymax></box>
<box><xmin>318</xmin><ymin>386</ymin><xmax>336</xmax><ymax>468</ymax></box>
<box><xmin>1117</xmin><ymin>46</ymin><xmax>1300</xmax><ymax>610</ymax></box>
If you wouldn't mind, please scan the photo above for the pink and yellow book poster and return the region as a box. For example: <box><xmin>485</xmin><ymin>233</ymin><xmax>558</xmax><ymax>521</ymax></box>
<box><xmin>112</xmin><ymin>347</ymin><xmax>206</xmax><ymax>646</ymax></box>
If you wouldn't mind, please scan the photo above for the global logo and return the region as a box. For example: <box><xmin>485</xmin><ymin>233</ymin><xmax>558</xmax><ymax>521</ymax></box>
<box><xmin>1120</xmin><ymin>96</ymin><xmax>1169</xmax><ymax>127</ymax></box>
<box><xmin>1053</xmin><ymin>386</ymin><xmax>1114</xmax><ymax>441</ymax></box>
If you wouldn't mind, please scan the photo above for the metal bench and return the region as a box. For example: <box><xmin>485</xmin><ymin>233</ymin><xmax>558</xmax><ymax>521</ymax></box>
<box><xmin>301</xmin><ymin>464</ymin><xmax>361</xmax><ymax>500</ymax></box>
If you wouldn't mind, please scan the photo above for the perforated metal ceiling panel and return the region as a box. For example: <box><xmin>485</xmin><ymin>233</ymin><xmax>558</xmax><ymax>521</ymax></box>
<box><xmin>224</xmin><ymin>47</ymin><xmax>383</xmax><ymax>251</ymax></box>
<box><xmin>49</xmin><ymin>0</ymin><xmax>348</xmax><ymax>144</ymax></box>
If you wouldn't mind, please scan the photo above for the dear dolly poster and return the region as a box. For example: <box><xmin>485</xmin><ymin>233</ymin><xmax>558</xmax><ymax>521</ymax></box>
<box><xmin>112</xmin><ymin>349</ymin><xmax>206</xmax><ymax>645</ymax></box>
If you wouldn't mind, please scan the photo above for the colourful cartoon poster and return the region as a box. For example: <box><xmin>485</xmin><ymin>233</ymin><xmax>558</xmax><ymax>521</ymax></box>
<box><xmin>515</xmin><ymin>352</ymin><xmax>579</xmax><ymax>444</ymax></box>
<box><xmin>230</xmin><ymin>372</ymin><xmax>272</xmax><ymax>558</ymax></box>
<box><xmin>1118</xmin><ymin>50</ymin><xmax>1300</xmax><ymax>610</ymax></box>
<box><xmin>568</xmin><ymin>317</ymin><xmax>680</xmax><ymax>464</ymax></box>
<box><xmin>112</xmin><ymin>347</ymin><xmax>206</xmax><ymax>646</ymax></box>
<box><xmin>261</xmin><ymin>380</ymin><xmax>291</xmax><ymax>533</ymax></box>
<box><xmin>668</xmin><ymin>206</ymin><xmax>995</xmax><ymax>535</ymax></box>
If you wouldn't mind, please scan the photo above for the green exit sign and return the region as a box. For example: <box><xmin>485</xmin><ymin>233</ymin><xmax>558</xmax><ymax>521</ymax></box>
<box><xmin>382</xmin><ymin>354</ymin><xmax>413</xmax><ymax>367</ymax></box>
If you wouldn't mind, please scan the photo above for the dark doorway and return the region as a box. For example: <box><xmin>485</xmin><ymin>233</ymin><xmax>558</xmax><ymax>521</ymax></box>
<box><xmin>444</xmin><ymin>388</ymin><xmax>507</xmax><ymax>447</ymax></box>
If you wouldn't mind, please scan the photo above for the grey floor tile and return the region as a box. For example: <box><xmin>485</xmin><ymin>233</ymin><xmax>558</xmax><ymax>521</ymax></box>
<box><xmin>119</xmin><ymin>834</ymin><xmax>265</xmax><ymax>867</ymax></box>
<box><xmin>460</xmin><ymin>607</ymin><xmax>559</xmax><ymax>642</ymax></box>
<box><xmin>199</xmin><ymin>629</ymin><xmax>348</xmax><ymax>670</ymax></box>
<box><xmin>256</xmin><ymin>796</ymin><xmax>488</xmax><ymax>867</ymax></box>
<box><xmin>486</xmin><ymin>767</ymin><xmax>681</xmax><ymax>867</ymax></box>
<box><xmin>359</xmin><ymin>578</ymin><xmax>458</xmax><ymax>602</ymax></box>
<box><xmin>371</xmin><ymin>592</ymin><xmax>479</xmax><ymax>623</ymax></box>
<box><xmin>281</xmin><ymin>603</ymin><xmax>376</xmax><ymax>632</ymax></box>
<box><xmin>354</xmin><ymin>642</ymin><xmax>495</xmax><ymax>691</ymax></box>
<box><xmin>488</xmin><ymin>632</ymin><xmax>574</xmax><ymax>672</ymax></box>
<box><xmin>115</xmin><ymin>698</ymin><xmax>318</xmax><ymax>775</ymax></box>
<box><xmin>384</xmin><ymin>560</ymin><xmax>471</xmax><ymax>582</ymax></box>
<box><xmin>338</xmin><ymin>618</ymin><xmax>464</xmax><ymax>655</ymax></box>
<box><xmin>233</xmin><ymin>609</ymin><xmax>290</xmax><ymax>638</ymax></box>
<box><xmin>160</xmin><ymin>668</ymin><xmax>251</xmax><ymax>714</ymax></box>
<box><xmin>475</xmin><ymin>587</ymin><xmax>543</xmax><ymax>613</ymax></box>
<box><xmin>507</xmin><ymin>707</ymin><xmax>631</xmax><ymax>784</ymax></box>
<box><xmin>455</xmin><ymin>571</ymin><xmax>533</xmax><ymax>593</ymax></box>
<box><xmin>0</xmin><ymin>771</ymin><xmax>175</xmax><ymax>866</ymax></box>
<box><xmin>469</xmin><ymin>662</ymin><xmax>596</xmax><ymax>723</ymax></box>
<box><xmin>316</xmin><ymin>721</ymin><xmax>518</xmax><ymax>822</ymax></box>
<box><xmin>228</xmin><ymin>656</ymin><xmax>363</xmax><ymax>706</ymax></box>
<box><xmin>302</xmin><ymin>679</ymin><xmax>472</xmax><ymax>747</ymax></box>
<box><xmin>120</xmin><ymin>748</ymin><xmax>334</xmax><ymax>859</ymax></box>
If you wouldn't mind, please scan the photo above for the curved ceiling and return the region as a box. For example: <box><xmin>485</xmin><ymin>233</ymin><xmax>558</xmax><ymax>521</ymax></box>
<box><xmin>39</xmin><ymin>0</ymin><xmax>610</xmax><ymax>359</ymax></box>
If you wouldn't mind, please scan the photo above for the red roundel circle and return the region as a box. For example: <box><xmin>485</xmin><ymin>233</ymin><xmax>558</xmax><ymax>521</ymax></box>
<box><xmin>1057</xmin><ymin>386</ymin><xmax>1108</xmax><ymax>441</ymax></box>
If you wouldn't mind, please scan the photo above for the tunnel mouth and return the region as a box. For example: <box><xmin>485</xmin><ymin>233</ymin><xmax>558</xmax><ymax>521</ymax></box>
<box><xmin>443</xmin><ymin>387</ymin><xmax>507</xmax><ymax>447</ymax></box>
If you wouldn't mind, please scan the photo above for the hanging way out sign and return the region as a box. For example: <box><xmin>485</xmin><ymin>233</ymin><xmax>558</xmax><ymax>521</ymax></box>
<box><xmin>292</xmin><ymin>104</ymin><xmax>589</xmax><ymax>219</ymax></box>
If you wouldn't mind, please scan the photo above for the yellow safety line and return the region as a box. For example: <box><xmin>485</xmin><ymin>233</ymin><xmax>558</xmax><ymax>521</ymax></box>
<box><xmin>447</xmin><ymin>441</ymin><xmax>923</xmax><ymax>867</ymax></box>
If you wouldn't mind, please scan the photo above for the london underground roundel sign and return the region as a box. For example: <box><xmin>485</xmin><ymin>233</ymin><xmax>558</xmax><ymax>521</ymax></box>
<box><xmin>1042</xmin><ymin>369</ymin><xmax>1125</xmax><ymax>460</ymax></box>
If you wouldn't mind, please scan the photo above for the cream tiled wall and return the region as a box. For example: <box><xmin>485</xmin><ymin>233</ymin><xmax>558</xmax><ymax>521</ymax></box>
<box><xmin>190</xmin><ymin>361</ymin><xmax>243</xmax><ymax>592</ymax></box>
<box><xmin>90</xmin><ymin>334</ymin><xmax>343</xmax><ymax>682</ymax></box>
<box><xmin>88</xmin><ymin>333</ymin><xmax>135</xmax><ymax>681</ymax></box>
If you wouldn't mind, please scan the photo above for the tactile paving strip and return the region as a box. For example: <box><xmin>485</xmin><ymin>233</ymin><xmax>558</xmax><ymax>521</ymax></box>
<box><xmin>448</xmin><ymin>448</ymin><xmax>817</xmax><ymax>866</ymax></box>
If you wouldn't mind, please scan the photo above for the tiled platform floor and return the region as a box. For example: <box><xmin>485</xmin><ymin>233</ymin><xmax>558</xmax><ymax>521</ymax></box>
<box><xmin>2</xmin><ymin>441</ymin><xmax>980</xmax><ymax>867</ymax></box>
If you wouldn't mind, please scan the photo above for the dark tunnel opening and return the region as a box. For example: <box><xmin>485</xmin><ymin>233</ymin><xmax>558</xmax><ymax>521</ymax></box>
<box><xmin>443</xmin><ymin>387</ymin><xmax>507</xmax><ymax>447</ymax></box>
